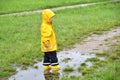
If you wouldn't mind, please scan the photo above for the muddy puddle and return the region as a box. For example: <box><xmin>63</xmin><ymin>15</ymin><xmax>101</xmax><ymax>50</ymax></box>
<box><xmin>8</xmin><ymin>27</ymin><xmax>120</xmax><ymax>80</ymax></box>
<box><xmin>9</xmin><ymin>51</ymin><xmax>95</xmax><ymax>80</ymax></box>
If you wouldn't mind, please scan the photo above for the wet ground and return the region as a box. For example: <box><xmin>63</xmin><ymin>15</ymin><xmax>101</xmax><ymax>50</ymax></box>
<box><xmin>8</xmin><ymin>27</ymin><xmax>120</xmax><ymax>80</ymax></box>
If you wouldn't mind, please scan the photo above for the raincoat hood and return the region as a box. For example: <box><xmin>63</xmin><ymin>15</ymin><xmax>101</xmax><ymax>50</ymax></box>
<box><xmin>42</xmin><ymin>9</ymin><xmax>55</xmax><ymax>23</ymax></box>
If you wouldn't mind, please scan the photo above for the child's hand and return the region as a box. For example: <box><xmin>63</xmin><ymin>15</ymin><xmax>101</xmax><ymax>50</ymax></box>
<box><xmin>43</xmin><ymin>40</ymin><xmax>50</xmax><ymax>49</ymax></box>
<box><xmin>45</xmin><ymin>44</ymin><xmax>49</xmax><ymax>48</ymax></box>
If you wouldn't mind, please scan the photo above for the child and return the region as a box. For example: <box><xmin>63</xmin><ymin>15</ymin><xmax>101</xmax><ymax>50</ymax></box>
<box><xmin>40</xmin><ymin>9</ymin><xmax>60</xmax><ymax>74</ymax></box>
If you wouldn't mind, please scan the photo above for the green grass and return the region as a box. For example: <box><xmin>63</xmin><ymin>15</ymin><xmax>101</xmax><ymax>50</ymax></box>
<box><xmin>78</xmin><ymin>66</ymin><xmax>85</xmax><ymax>72</ymax></box>
<box><xmin>78</xmin><ymin>59</ymin><xmax>108</xmax><ymax>75</ymax></box>
<box><xmin>81</xmin><ymin>63</ymin><xmax>87</xmax><ymax>67</ymax></box>
<box><xmin>62</xmin><ymin>61</ymin><xmax>120</xmax><ymax>80</ymax></box>
<box><xmin>94</xmin><ymin>60</ymin><xmax>108</xmax><ymax>67</ymax></box>
<box><xmin>77</xmin><ymin>63</ymin><xmax>87</xmax><ymax>72</ymax></box>
<box><xmin>62</xmin><ymin>76</ymin><xmax>81</xmax><ymax>80</ymax></box>
<box><xmin>95</xmin><ymin>50</ymin><xmax>110</xmax><ymax>56</ymax></box>
<box><xmin>62</xmin><ymin>58</ymin><xmax>71</xmax><ymax>63</ymax></box>
<box><xmin>85</xmin><ymin>57</ymin><xmax>100</xmax><ymax>62</ymax></box>
<box><xmin>0</xmin><ymin>2</ymin><xmax>120</xmax><ymax>78</ymax></box>
<box><xmin>63</xmin><ymin>66</ymin><xmax>74</xmax><ymax>72</ymax></box>
<box><xmin>0</xmin><ymin>0</ymin><xmax>109</xmax><ymax>14</ymax></box>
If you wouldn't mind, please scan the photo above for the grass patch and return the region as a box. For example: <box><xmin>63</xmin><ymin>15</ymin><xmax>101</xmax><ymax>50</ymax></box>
<box><xmin>94</xmin><ymin>60</ymin><xmax>108</xmax><ymax>67</ymax></box>
<box><xmin>109</xmin><ymin>53</ymin><xmax>119</xmax><ymax>60</ymax></box>
<box><xmin>78</xmin><ymin>66</ymin><xmax>85</xmax><ymax>72</ymax></box>
<box><xmin>81</xmin><ymin>63</ymin><xmax>87</xmax><ymax>67</ymax></box>
<box><xmin>0</xmin><ymin>2</ymin><xmax>120</xmax><ymax>77</ymax></box>
<box><xmin>77</xmin><ymin>66</ymin><xmax>91</xmax><ymax>76</ymax></box>
<box><xmin>0</xmin><ymin>0</ymin><xmax>109</xmax><ymax>14</ymax></box>
<box><xmin>85</xmin><ymin>57</ymin><xmax>100</xmax><ymax>62</ymax></box>
<box><xmin>77</xmin><ymin>62</ymin><xmax>87</xmax><ymax>72</ymax></box>
<box><xmin>61</xmin><ymin>76</ymin><xmax>80</xmax><ymax>80</ymax></box>
<box><xmin>92</xmin><ymin>30</ymin><xmax>104</xmax><ymax>35</ymax></box>
<box><xmin>83</xmin><ymin>60</ymin><xmax>120</xmax><ymax>80</ymax></box>
<box><xmin>34</xmin><ymin>65</ymin><xmax>38</xmax><ymax>69</ymax></box>
<box><xmin>78</xmin><ymin>59</ymin><xmax>108</xmax><ymax>75</ymax></box>
<box><xmin>62</xmin><ymin>61</ymin><xmax>120</xmax><ymax>80</ymax></box>
<box><xmin>62</xmin><ymin>58</ymin><xmax>71</xmax><ymax>63</ymax></box>
<box><xmin>63</xmin><ymin>66</ymin><xmax>74</xmax><ymax>72</ymax></box>
<box><xmin>0</xmin><ymin>66</ymin><xmax>17</xmax><ymax>77</ymax></box>
<box><xmin>95</xmin><ymin>50</ymin><xmax>110</xmax><ymax>56</ymax></box>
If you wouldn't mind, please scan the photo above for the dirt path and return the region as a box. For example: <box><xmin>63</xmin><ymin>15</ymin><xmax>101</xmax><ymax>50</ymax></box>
<box><xmin>0</xmin><ymin>0</ymin><xmax>119</xmax><ymax>17</ymax></box>
<box><xmin>8</xmin><ymin>27</ymin><xmax>120</xmax><ymax>80</ymax></box>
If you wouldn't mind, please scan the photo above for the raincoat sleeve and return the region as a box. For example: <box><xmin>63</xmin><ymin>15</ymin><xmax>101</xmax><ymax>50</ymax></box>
<box><xmin>41</xmin><ymin>26</ymin><xmax>52</xmax><ymax>44</ymax></box>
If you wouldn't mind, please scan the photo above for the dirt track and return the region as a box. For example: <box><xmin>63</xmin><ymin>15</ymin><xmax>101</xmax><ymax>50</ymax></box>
<box><xmin>0</xmin><ymin>0</ymin><xmax>119</xmax><ymax>17</ymax></box>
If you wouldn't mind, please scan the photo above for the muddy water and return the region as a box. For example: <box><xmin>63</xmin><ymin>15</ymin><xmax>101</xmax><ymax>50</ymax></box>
<box><xmin>9</xmin><ymin>51</ymin><xmax>95</xmax><ymax>80</ymax></box>
<box><xmin>9</xmin><ymin>27</ymin><xmax>120</xmax><ymax>80</ymax></box>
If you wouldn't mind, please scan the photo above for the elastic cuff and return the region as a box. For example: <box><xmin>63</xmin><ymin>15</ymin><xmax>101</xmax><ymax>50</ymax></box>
<box><xmin>43</xmin><ymin>63</ymin><xmax>51</xmax><ymax>66</ymax></box>
<box><xmin>51</xmin><ymin>63</ymin><xmax>59</xmax><ymax>66</ymax></box>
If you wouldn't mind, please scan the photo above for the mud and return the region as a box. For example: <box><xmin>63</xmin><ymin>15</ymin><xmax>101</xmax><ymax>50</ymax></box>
<box><xmin>8</xmin><ymin>27</ymin><xmax>120</xmax><ymax>80</ymax></box>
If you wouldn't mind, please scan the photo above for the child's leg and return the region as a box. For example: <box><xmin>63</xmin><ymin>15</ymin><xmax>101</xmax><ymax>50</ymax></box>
<box><xmin>49</xmin><ymin>51</ymin><xmax>59</xmax><ymax>66</ymax></box>
<box><xmin>43</xmin><ymin>52</ymin><xmax>51</xmax><ymax>66</ymax></box>
<box><xmin>43</xmin><ymin>52</ymin><xmax>51</xmax><ymax>74</ymax></box>
<box><xmin>49</xmin><ymin>51</ymin><xmax>60</xmax><ymax>74</ymax></box>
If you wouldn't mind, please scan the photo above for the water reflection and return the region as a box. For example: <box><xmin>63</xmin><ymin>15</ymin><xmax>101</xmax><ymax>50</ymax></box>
<box><xmin>44</xmin><ymin>74</ymin><xmax>60</xmax><ymax>80</ymax></box>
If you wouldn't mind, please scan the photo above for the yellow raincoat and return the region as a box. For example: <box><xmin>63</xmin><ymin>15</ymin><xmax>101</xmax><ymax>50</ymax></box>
<box><xmin>40</xmin><ymin>9</ymin><xmax>57</xmax><ymax>52</ymax></box>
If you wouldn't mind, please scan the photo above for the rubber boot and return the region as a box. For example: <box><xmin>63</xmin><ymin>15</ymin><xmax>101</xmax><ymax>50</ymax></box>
<box><xmin>51</xmin><ymin>65</ymin><xmax>60</xmax><ymax>75</ymax></box>
<box><xmin>43</xmin><ymin>65</ymin><xmax>51</xmax><ymax>75</ymax></box>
